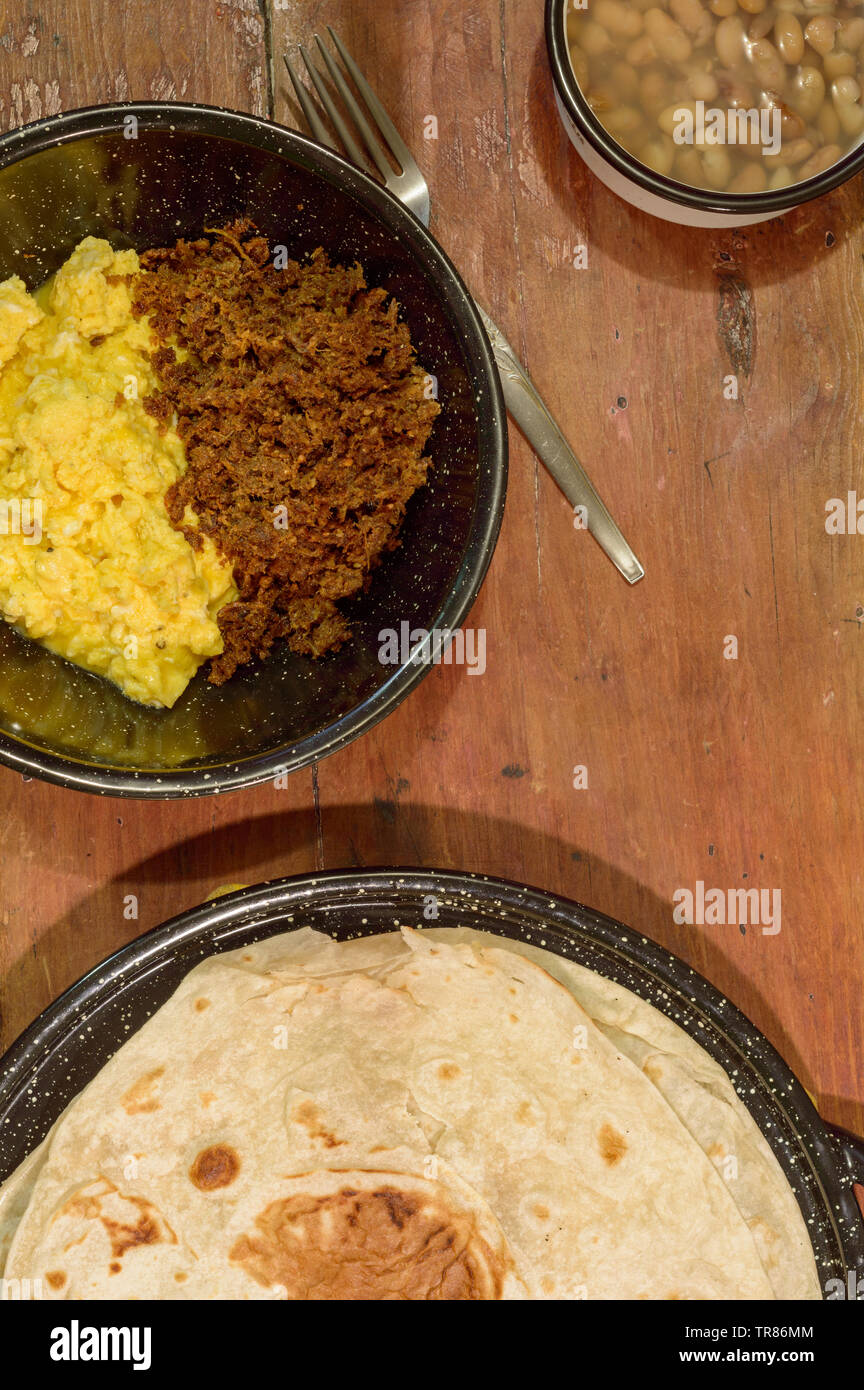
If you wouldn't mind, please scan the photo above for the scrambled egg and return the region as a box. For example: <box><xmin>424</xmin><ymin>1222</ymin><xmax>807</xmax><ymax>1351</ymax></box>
<box><xmin>0</xmin><ymin>237</ymin><xmax>236</xmax><ymax>708</ymax></box>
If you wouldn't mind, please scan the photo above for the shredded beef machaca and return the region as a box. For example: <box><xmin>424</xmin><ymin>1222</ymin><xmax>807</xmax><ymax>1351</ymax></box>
<box><xmin>130</xmin><ymin>221</ymin><xmax>439</xmax><ymax>683</ymax></box>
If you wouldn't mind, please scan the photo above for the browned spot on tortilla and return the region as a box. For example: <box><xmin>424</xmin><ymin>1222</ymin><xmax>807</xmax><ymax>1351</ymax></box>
<box><xmin>109</xmin><ymin>1261</ymin><xmax>121</xmax><ymax>1274</ymax></box>
<box><xmin>229</xmin><ymin>1182</ymin><xmax>511</xmax><ymax>1300</ymax></box>
<box><xmin>57</xmin><ymin>1183</ymin><xmax>177</xmax><ymax>1262</ymax></box>
<box><xmin>199</xmin><ymin>1091</ymin><xmax>217</xmax><ymax>1107</ymax></box>
<box><xmin>541</xmin><ymin>1276</ymin><xmax>555</xmax><ymax>1295</ymax></box>
<box><xmin>291</xmin><ymin>1098</ymin><xmax>346</xmax><ymax>1149</ymax></box>
<box><xmin>750</xmin><ymin>1216</ymin><xmax>780</xmax><ymax>1261</ymax></box>
<box><xmin>175</xmin><ymin>1272</ymin><xmax>187</xmax><ymax>1283</ymax></box>
<box><xmin>45</xmin><ymin>1270</ymin><xmax>66</xmax><ymax>1290</ymax></box>
<box><xmin>189</xmin><ymin>1144</ymin><xmax>241</xmax><ymax>1191</ymax></box>
<box><xmin>438</xmin><ymin>1062</ymin><xmax>460</xmax><ymax>1081</ymax></box>
<box><xmin>61</xmin><ymin>1192</ymin><xmax>104</xmax><ymax>1222</ymax></box>
<box><xmin>533</xmin><ymin>1203</ymin><xmax>550</xmax><ymax>1221</ymax></box>
<box><xmin>194</xmin><ymin>997</ymin><xmax>210</xmax><ymax>1012</ymax></box>
<box><xmin>120</xmin><ymin>1066</ymin><xmax>165</xmax><ymax>1116</ymax></box>
<box><xmin>516</xmin><ymin>1100</ymin><xmax>537</xmax><ymax>1125</ymax></box>
<box><xmin>102</xmin><ymin>1194</ymin><xmax>176</xmax><ymax>1259</ymax></box>
<box><xmin>509</xmin><ymin>1014</ymin><xmax>518</xmax><ymax>1023</ymax></box>
<box><xmin>598</xmin><ymin>1123</ymin><xmax>628</xmax><ymax>1166</ymax></box>
<box><xmin>707</xmin><ymin>1141</ymin><xmax>726</xmax><ymax>1160</ymax></box>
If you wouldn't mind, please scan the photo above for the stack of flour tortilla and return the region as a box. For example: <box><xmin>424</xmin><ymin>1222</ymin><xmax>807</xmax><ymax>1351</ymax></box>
<box><xmin>0</xmin><ymin>925</ymin><xmax>820</xmax><ymax>1300</ymax></box>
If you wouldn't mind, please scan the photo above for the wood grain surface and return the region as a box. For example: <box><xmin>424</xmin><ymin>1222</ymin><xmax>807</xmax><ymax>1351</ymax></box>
<box><xmin>0</xmin><ymin>0</ymin><xmax>862</xmax><ymax>1153</ymax></box>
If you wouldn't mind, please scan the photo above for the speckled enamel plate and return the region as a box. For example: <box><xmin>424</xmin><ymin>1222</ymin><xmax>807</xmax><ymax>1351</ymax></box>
<box><xmin>0</xmin><ymin>868</ymin><xmax>862</xmax><ymax>1295</ymax></box>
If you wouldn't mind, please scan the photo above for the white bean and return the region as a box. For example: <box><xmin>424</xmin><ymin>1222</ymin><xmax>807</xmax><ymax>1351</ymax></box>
<box><xmin>832</xmin><ymin>77</ymin><xmax>864</xmax><ymax>134</ymax></box>
<box><xmin>797</xmin><ymin>142</ymin><xmax>842</xmax><ymax>176</ymax></box>
<box><xmin>775</xmin><ymin>13</ymin><xmax>805</xmax><ymax>64</ymax></box>
<box><xmin>729</xmin><ymin>162</ymin><xmax>768</xmax><ymax>190</ymax></box>
<box><xmin>644</xmin><ymin>8</ymin><xmax>693</xmax><ymax>63</ymax></box>
<box><xmin>605</xmin><ymin>107</ymin><xmax>645</xmax><ymax>138</ymax></box>
<box><xmin>675</xmin><ymin>147</ymin><xmax>705</xmax><ymax>183</ymax></box>
<box><xmin>688</xmin><ymin>67</ymin><xmax>721</xmax><ymax>100</ymax></box>
<box><xmin>670</xmin><ymin>0</ymin><xmax>715</xmax><ymax>45</ymax></box>
<box><xmin>580</xmin><ymin>20</ymin><xmax>615</xmax><ymax>56</ymax></box>
<box><xmin>791</xmin><ymin>63</ymin><xmax>825</xmax><ymax>119</ymax></box>
<box><xmin>611</xmin><ymin>61</ymin><xmax>641</xmax><ymax>101</ymax></box>
<box><xmin>839</xmin><ymin>18</ymin><xmax>864</xmax><ymax>53</ymax></box>
<box><xmin>716</xmin><ymin>14</ymin><xmax>746</xmax><ymax>66</ymax></box>
<box><xmin>768</xmin><ymin>163</ymin><xmax>794</xmax><ymax>186</ymax></box>
<box><xmin>816</xmin><ymin>99</ymin><xmax>841</xmax><ymax>139</ymax></box>
<box><xmin>641</xmin><ymin>69</ymin><xmax>672</xmax><ymax>111</ymax></box>
<box><xmin>626</xmin><ymin>34</ymin><xmax>659</xmax><ymax>66</ymax></box>
<box><xmin>748</xmin><ymin>38</ymin><xmax>788</xmax><ymax>89</ymax></box>
<box><xmin>775</xmin><ymin>135</ymin><xmax>814</xmax><ymax>162</ymax></box>
<box><xmin>832</xmin><ymin>74</ymin><xmax>862</xmax><ymax>104</ymax></box>
<box><xmin>595</xmin><ymin>0</ymin><xmax>645</xmax><ymax>40</ymax></box>
<box><xmin>823</xmin><ymin>50</ymin><xmax>856</xmax><ymax>79</ymax></box>
<box><xmin>748</xmin><ymin>11</ymin><xmax>776</xmax><ymax>43</ymax></box>
<box><xmin>702</xmin><ymin>145</ymin><xmax>734</xmax><ymax>186</ymax></box>
<box><xmin>641</xmin><ymin>135</ymin><xmax>677</xmax><ymax>173</ymax></box>
<box><xmin>804</xmin><ymin>15</ymin><xmax>837</xmax><ymax>56</ymax></box>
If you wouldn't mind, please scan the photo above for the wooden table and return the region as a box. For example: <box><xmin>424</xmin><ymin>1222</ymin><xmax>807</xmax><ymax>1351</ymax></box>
<box><xmin>0</xmin><ymin>0</ymin><xmax>861</xmax><ymax>1140</ymax></box>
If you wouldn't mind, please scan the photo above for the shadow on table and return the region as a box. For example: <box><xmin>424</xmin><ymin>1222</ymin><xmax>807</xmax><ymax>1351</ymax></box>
<box><xmin>9</xmin><ymin>796</ymin><xmax>860</xmax><ymax>1137</ymax></box>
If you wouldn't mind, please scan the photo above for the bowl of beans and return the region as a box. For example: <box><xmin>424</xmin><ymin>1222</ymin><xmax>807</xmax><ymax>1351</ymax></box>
<box><xmin>546</xmin><ymin>0</ymin><xmax>864</xmax><ymax>226</ymax></box>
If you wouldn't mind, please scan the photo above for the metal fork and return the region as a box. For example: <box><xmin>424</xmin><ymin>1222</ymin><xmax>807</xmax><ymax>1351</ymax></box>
<box><xmin>283</xmin><ymin>30</ymin><xmax>644</xmax><ymax>585</ymax></box>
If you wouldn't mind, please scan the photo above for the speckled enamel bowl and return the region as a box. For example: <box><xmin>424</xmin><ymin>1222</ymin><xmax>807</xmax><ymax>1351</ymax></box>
<box><xmin>0</xmin><ymin>103</ymin><xmax>507</xmax><ymax>797</ymax></box>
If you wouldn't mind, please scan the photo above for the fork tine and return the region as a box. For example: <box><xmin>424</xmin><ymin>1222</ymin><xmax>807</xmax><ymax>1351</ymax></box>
<box><xmin>298</xmin><ymin>44</ymin><xmax>368</xmax><ymax>170</ymax></box>
<box><xmin>283</xmin><ymin>54</ymin><xmax>336</xmax><ymax>151</ymax></box>
<box><xmin>325</xmin><ymin>27</ymin><xmax>419</xmax><ymax>177</ymax></box>
<box><xmin>314</xmin><ymin>33</ymin><xmax>394</xmax><ymax>184</ymax></box>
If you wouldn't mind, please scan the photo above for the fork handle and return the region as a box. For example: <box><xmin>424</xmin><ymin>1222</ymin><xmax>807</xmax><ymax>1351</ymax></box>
<box><xmin>476</xmin><ymin>307</ymin><xmax>644</xmax><ymax>585</ymax></box>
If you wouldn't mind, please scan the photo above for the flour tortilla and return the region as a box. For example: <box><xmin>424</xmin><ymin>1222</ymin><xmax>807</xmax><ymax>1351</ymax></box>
<box><xmin>0</xmin><ymin>926</ymin><xmax>820</xmax><ymax>1300</ymax></box>
<box><xmin>433</xmin><ymin>926</ymin><xmax>820</xmax><ymax>1300</ymax></box>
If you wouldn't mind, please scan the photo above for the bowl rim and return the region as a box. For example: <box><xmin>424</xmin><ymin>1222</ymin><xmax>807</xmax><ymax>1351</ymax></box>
<box><xmin>0</xmin><ymin>101</ymin><xmax>508</xmax><ymax>799</ymax></box>
<box><xmin>1</xmin><ymin>865</ymin><xmax>861</xmax><ymax>1287</ymax></box>
<box><xmin>545</xmin><ymin>0</ymin><xmax>864</xmax><ymax>216</ymax></box>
